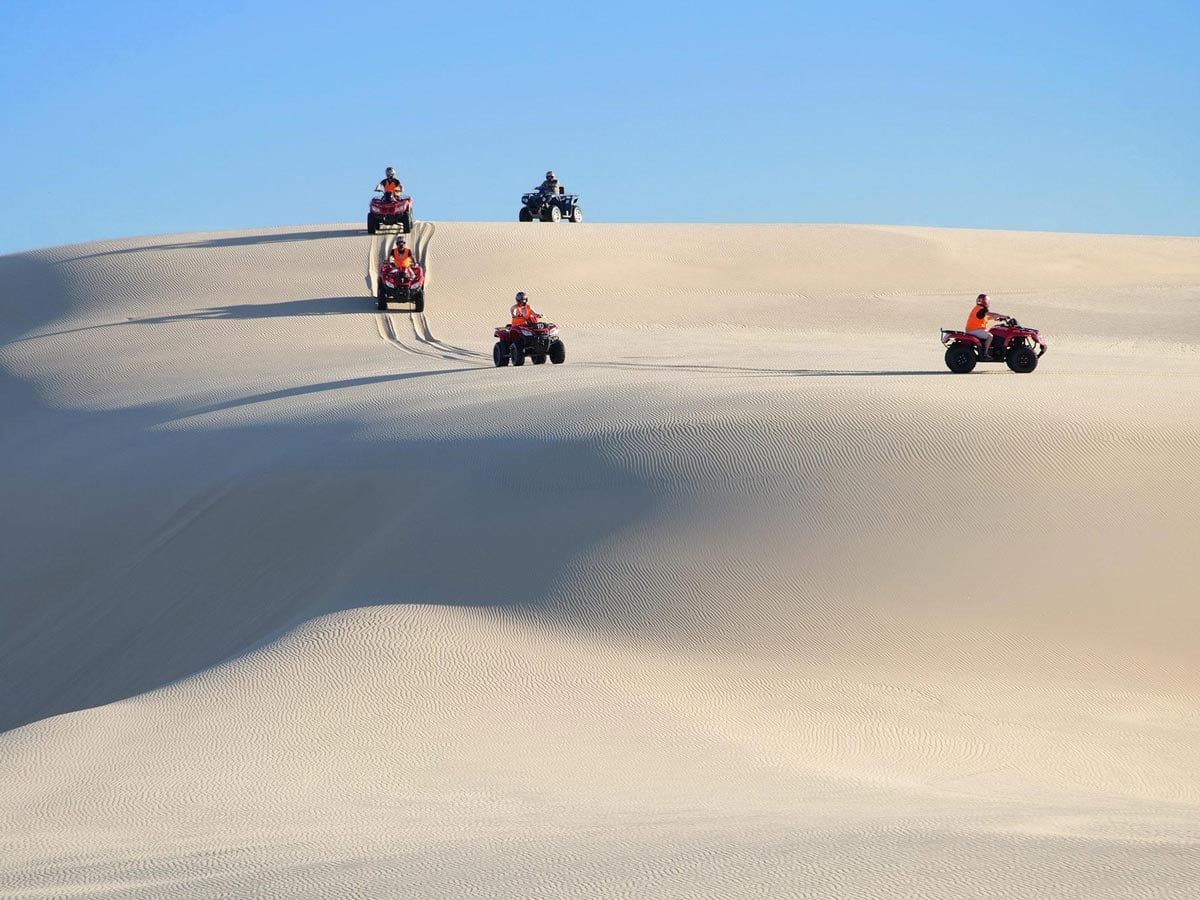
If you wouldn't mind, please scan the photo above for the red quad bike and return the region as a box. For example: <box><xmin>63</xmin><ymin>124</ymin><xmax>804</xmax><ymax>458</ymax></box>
<box><xmin>377</xmin><ymin>260</ymin><xmax>425</xmax><ymax>312</ymax></box>
<box><xmin>493</xmin><ymin>321</ymin><xmax>566</xmax><ymax>367</ymax></box>
<box><xmin>367</xmin><ymin>192</ymin><xmax>414</xmax><ymax>234</ymax></box>
<box><xmin>940</xmin><ymin>319</ymin><xmax>1048</xmax><ymax>373</ymax></box>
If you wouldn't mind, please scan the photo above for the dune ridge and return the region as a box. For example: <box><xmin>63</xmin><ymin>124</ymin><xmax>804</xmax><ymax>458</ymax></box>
<box><xmin>1</xmin><ymin>222</ymin><xmax>1199</xmax><ymax>897</ymax></box>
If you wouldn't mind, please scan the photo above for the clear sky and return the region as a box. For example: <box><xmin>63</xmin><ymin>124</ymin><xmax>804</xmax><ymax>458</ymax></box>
<box><xmin>1</xmin><ymin>0</ymin><xmax>1197</xmax><ymax>253</ymax></box>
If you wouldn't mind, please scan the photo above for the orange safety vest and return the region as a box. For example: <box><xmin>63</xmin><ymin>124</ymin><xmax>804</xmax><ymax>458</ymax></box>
<box><xmin>381</xmin><ymin>178</ymin><xmax>401</xmax><ymax>193</ymax></box>
<box><xmin>511</xmin><ymin>303</ymin><xmax>537</xmax><ymax>325</ymax></box>
<box><xmin>965</xmin><ymin>304</ymin><xmax>991</xmax><ymax>332</ymax></box>
<box><xmin>392</xmin><ymin>247</ymin><xmax>413</xmax><ymax>268</ymax></box>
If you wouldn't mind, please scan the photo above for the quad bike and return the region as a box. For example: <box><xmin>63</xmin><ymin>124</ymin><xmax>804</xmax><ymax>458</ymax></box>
<box><xmin>377</xmin><ymin>260</ymin><xmax>425</xmax><ymax>311</ymax></box>
<box><xmin>493</xmin><ymin>321</ymin><xmax>566</xmax><ymax>366</ymax></box>
<box><xmin>940</xmin><ymin>319</ymin><xmax>1047</xmax><ymax>373</ymax></box>
<box><xmin>519</xmin><ymin>187</ymin><xmax>583</xmax><ymax>223</ymax></box>
<box><xmin>368</xmin><ymin>191</ymin><xmax>414</xmax><ymax>234</ymax></box>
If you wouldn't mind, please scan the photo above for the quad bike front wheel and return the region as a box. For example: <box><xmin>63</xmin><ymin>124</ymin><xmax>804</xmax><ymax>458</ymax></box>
<box><xmin>367</xmin><ymin>215</ymin><xmax>379</xmax><ymax>235</ymax></box>
<box><xmin>519</xmin><ymin>208</ymin><xmax>533</xmax><ymax>222</ymax></box>
<box><xmin>402</xmin><ymin>212</ymin><xmax>413</xmax><ymax>233</ymax></box>
<box><xmin>510</xmin><ymin>343</ymin><xmax>526</xmax><ymax>366</ymax></box>
<box><xmin>543</xmin><ymin>205</ymin><xmax>562</xmax><ymax>223</ymax></box>
<box><xmin>548</xmin><ymin>340</ymin><xmax>566</xmax><ymax>364</ymax></box>
<box><xmin>493</xmin><ymin>341</ymin><xmax>510</xmax><ymax>367</ymax></box>
<box><xmin>944</xmin><ymin>343</ymin><xmax>977</xmax><ymax>373</ymax></box>
<box><xmin>412</xmin><ymin>290</ymin><xmax>425</xmax><ymax>314</ymax></box>
<box><xmin>1006</xmin><ymin>344</ymin><xmax>1038</xmax><ymax>373</ymax></box>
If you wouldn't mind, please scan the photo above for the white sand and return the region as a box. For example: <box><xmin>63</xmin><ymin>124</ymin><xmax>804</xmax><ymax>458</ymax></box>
<box><xmin>1</xmin><ymin>222</ymin><xmax>1199</xmax><ymax>898</ymax></box>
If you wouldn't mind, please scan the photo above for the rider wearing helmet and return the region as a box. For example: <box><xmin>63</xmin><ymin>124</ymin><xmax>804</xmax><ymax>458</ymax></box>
<box><xmin>390</xmin><ymin>236</ymin><xmax>414</xmax><ymax>269</ymax></box>
<box><xmin>376</xmin><ymin>166</ymin><xmax>403</xmax><ymax>199</ymax></box>
<box><xmin>965</xmin><ymin>293</ymin><xmax>1011</xmax><ymax>360</ymax></box>
<box><xmin>510</xmin><ymin>291</ymin><xmax>540</xmax><ymax>326</ymax></box>
<box><xmin>538</xmin><ymin>170</ymin><xmax>560</xmax><ymax>195</ymax></box>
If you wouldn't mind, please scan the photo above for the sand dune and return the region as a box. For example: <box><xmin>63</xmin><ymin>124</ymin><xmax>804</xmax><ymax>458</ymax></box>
<box><xmin>1</xmin><ymin>222</ymin><xmax>1199</xmax><ymax>898</ymax></box>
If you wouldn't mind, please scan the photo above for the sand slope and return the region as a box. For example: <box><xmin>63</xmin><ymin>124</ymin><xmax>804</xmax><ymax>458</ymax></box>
<box><xmin>1</xmin><ymin>223</ymin><xmax>1199</xmax><ymax>898</ymax></box>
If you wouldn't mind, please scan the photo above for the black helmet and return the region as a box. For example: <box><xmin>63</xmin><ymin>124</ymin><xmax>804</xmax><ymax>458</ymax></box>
<box><xmin>545</xmin><ymin>171</ymin><xmax>555</xmax><ymax>179</ymax></box>
<box><xmin>386</xmin><ymin>166</ymin><xmax>395</xmax><ymax>178</ymax></box>
<box><xmin>977</xmin><ymin>293</ymin><xmax>989</xmax><ymax>307</ymax></box>
<box><xmin>515</xmin><ymin>291</ymin><xmax>528</xmax><ymax>303</ymax></box>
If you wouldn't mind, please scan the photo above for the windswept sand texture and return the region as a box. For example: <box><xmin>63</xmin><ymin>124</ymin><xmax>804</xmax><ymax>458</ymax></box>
<box><xmin>2</xmin><ymin>222</ymin><xmax>1199</xmax><ymax>898</ymax></box>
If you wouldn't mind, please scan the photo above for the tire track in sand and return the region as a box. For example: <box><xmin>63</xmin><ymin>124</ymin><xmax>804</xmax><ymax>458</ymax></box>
<box><xmin>365</xmin><ymin>233</ymin><xmax>389</xmax><ymax>298</ymax></box>
<box><xmin>371</xmin><ymin>222</ymin><xmax>485</xmax><ymax>365</ymax></box>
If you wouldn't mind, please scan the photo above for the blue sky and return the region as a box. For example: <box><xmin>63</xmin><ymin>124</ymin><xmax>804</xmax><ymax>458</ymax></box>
<box><xmin>1</xmin><ymin>0</ymin><xmax>1197</xmax><ymax>253</ymax></box>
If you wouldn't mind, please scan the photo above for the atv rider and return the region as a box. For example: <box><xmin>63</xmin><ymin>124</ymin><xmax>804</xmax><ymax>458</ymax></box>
<box><xmin>510</xmin><ymin>291</ymin><xmax>540</xmax><ymax>326</ymax></box>
<box><xmin>965</xmin><ymin>293</ymin><xmax>1012</xmax><ymax>360</ymax></box>
<box><xmin>391</xmin><ymin>236</ymin><xmax>415</xmax><ymax>269</ymax></box>
<box><xmin>375</xmin><ymin>167</ymin><xmax>404</xmax><ymax>200</ymax></box>
<box><xmin>538</xmin><ymin>171</ymin><xmax>561</xmax><ymax>195</ymax></box>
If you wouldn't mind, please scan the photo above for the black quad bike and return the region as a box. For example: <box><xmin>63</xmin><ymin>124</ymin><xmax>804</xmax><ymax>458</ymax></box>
<box><xmin>519</xmin><ymin>187</ymin><xmax>583</xmax><ymax>223</ymax></box>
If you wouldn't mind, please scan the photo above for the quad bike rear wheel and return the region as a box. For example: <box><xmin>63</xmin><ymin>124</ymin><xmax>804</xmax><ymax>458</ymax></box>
<box><xmin>493</xmin><ymin>341</ymin><xmax>509</xmax><ymax>367</ymax></box>
<box><xmin>367</xmin><ymin>214</ymin><xmax>379</xmax><ymax>235</ymax></box>
<box><xmin>377</xmin><ymin>297</ymin><xmax>387</xmax><ymax>311</ymax></box>
<box><xmin>402</xmin><ymin>212</ymin><xmax>413</xmax><ymax>233</ymax></box>
<box><xmin>519</xmin><ymin>208</ymin><xmax>534</xmax><ymax>222</ymax></box>
<box><xmin>569</xmin><ymin>206</ymin><xmax>583</xmax><ymax>224</ymax></box>
<box><xmin>532</xmin><ymin>354</ymin><xmax>546</xmax><ymax>365</ymax></box>
<box><xmin>945</xmin><ymin>343</ymin><xmax>977</xmax><ymax>373</ymax></box>
<box><xmin>548</xmin><ymin>340</ymin><xmax>566</xmax><ymax>364</ymax></box>
<box><xmin>510</xmin><ymin>342</ymin><xmax>526</xmax><ymax>366</ymax></box>
<box><xmin>1006</xmin><ymin>344</ymin><xmax>1038</xmax><ymax>373</ymax></box>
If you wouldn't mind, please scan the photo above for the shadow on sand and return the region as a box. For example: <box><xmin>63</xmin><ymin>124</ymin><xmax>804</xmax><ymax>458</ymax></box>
<box><xmin>176</xmin><ymin>368</ymin><xmax>475</xmax><ymax>420</ymax></box>
<box><xmin>593</xmin><ymin>360</ymin><xmax>947</xmax><ymax>378</ymax></box>
<box><xmin>63</xmin><ymin>227</ymin><xmax>362</xmax><ymax>263</ymax></box>
<box><xmin>0</xmin><ymin>250</ymin><xmax>668</xmax><ymax>736</ymax></box>
<box><xmin>5</xmin><ymin>296</ymin><xmax>376</xmax><ymax>346</ymax></box>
